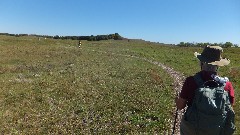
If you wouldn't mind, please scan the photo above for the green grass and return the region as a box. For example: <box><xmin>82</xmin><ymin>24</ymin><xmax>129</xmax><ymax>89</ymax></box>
<box><xmin>0</xmin><ymin>36</ymin><xmax>174</xmax><ymax>134</ymax></box>
<box><xmin>0</xmin><ymin>36</ymin><xmax>239</xmax><ymax>134</ymax></box>
<box><xmin>83</xmin><ymin>39</ymin><xmax>240</xmax><ymax>134</ymax></box>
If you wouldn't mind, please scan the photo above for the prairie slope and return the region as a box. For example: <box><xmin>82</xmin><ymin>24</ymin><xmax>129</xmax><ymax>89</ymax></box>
<box><xmin>0</xmin><ymin>36</ymin><xmax>239</xmax><ymax>134</ymax></box>
<box><xmin>0</xmin><ymin>36</ymin><xmax>174</xmax><ymax>134</ymax></box>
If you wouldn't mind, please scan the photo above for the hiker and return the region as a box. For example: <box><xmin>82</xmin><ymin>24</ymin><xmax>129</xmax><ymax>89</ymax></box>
<box><xmin>78</xmin><ymin>40</ymin><xmax>82</xmax><ymax>48</ymax></box>
<box><xmin>175</xmin><ymin>46</ymin><xmax>236</xmax><ymax>135</ymax></box>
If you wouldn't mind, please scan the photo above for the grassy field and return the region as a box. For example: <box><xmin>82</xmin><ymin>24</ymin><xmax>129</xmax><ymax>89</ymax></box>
<box><xmin>0</xmin><ymin>35</ymin><xmax>239</xmax><ymax>134</ymax></box>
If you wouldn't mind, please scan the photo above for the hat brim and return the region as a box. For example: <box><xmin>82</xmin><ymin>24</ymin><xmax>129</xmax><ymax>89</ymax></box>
<box><xmin>194</xmin><ymin>52</ymin><xmax>230</xmax><ymax>66</ymax></box>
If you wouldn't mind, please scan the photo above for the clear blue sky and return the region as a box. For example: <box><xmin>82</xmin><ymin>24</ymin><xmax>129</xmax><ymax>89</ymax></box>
<box><xmin>0</xmin><ymin>0</ymin><xmax>239</xmax><ymax>44</ymax></box>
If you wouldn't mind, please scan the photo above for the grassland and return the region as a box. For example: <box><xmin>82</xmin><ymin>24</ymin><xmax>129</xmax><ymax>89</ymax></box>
<box><xmin>0</xmin><ymin>35</ymin><xmax>239</xmax><ymax>134</ymax></box>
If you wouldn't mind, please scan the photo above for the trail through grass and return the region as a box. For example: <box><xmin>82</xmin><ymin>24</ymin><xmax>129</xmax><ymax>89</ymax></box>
<box><xmin>0</xmin><ymin>36</ymin><xmax>239</xmax><ymax>134</ymax></box>
<box><xmin>0</xmin><ymin>36</ymin><xmax>175</xmax><ymax>134</ymax></box>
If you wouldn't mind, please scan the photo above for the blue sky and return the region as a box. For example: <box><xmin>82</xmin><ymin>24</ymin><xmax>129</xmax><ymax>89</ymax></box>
<box><xmin>0</xmin><ymin>0</ymin><xmax>239</xmax><ymax>44</ymax></box>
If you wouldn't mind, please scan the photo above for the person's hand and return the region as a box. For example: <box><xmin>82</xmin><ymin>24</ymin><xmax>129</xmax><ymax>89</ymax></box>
<box><xmin>175</xmin><ymin>97</ymin><xmax>187</xmax><ymax>110</ymax></box>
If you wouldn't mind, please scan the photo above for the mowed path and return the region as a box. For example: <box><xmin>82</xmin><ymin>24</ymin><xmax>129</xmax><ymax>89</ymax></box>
<box><xmin>92</xmin><ymin>49</ymin><xmax>186</xmax><ymax>134</ymax></box>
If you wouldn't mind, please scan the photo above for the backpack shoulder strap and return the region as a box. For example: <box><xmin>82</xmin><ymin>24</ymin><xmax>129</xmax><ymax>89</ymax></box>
<box><xmin>193</xmin><ymin>72</ymin><xmax>204</xmax><ymax>87</ymax></box>
<box><xmin>191</xmin><ymin>72</ymin><xmax>204</xmax><ymax>107</ymax></box>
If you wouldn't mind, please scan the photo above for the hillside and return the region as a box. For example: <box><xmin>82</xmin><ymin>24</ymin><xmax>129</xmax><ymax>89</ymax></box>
<box><xmin>0</xmin><ymin>35</ymin><xmax>239</xmax><ymax>134</ymax></box>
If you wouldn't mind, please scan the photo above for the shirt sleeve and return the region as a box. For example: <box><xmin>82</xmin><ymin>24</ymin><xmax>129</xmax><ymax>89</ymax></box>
<box><xmin>180</xmin><ymin>76</ymin><xmax>197</xmax><ymax>103</ymax></box>
<box><xmin>225</xmin><ymin>81</ymin><xmax>235</xmax><ymax>105</ymax></box>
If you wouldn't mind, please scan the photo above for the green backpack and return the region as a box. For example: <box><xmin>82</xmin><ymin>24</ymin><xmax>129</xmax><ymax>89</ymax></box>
<box><xmin>184</xmin><ymin>73</ymin><xmax>236</xmax><ymax>135</ymax></box>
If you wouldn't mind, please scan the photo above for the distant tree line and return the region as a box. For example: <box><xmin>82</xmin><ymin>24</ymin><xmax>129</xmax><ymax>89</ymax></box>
<box><xmin>177</xmin><ymin>42</ymin><xmax>239</xmax><ymax>48</ymax></box>
<box><xmin>53</xmin><ymin>33</ymin><xmax>123</xmax><ymax>41</ymax></box>
<box><xmin>0</xmin><ymin>33</ymin><xmax>123</xmax><ymax>41</ymax></box>
<box><xmin>0</xmin><ymin>33</ymin><xmax>53</xmax><ymax>38</ymax></box>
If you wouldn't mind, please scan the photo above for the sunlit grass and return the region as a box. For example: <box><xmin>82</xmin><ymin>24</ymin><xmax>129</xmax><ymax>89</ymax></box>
<box><xmin>0</xmin><ymin>36</ymin><xmax>239</xmax><ymax>134</ymax></box>
<box><xmin>84</xmin><ymin>39</ymin><xmax>240</xmax><ymax>134</ymax></box>
<box><xmin>0</xmin><ymin>36</ymin><xmax>174</xmax><ymax>134</ymax></box>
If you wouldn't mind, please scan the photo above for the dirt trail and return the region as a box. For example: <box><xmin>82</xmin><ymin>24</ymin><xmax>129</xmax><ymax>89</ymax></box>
<box><xmin>91</xmin><ymin>50</ymin><xmax>186</xmax><ymax>134</ymax></box>
<box><xmin>139</xmin><ymin>57</ymin><xmax>186</xmax><ymax>134</ymax></box>
<box><xmin>129</xmin><ymin>55</ymin><xmax>186</xmax><ymax>134</ymax></box>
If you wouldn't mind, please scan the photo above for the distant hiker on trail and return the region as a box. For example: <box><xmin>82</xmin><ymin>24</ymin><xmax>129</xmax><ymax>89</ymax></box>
<box><xmin>175</xmin><ymin>46</ymin><xmax>236</xmax><ymax>135</ymax></box>
<box><xmin>78</xmin><ymin>40</ymin><xmax>82</xmax><ymax>48</ymax></box>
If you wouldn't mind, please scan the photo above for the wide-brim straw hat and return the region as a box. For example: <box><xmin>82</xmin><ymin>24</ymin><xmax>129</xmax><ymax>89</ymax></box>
<box><xmin>194</xmin><ymin>45</ymin><xmax>230</xmax><ymax>66</ymax></box>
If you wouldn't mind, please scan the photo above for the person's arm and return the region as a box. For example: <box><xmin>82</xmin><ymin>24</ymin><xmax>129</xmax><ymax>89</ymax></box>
<box><xmin>175</xmin><ymin>76</ymin><xmax>195</xmax><ymax>110</ymax></box>
<box><xmin>175</xmin><ymin>97</ymin><xmax>187</xmax><ymax>110</ymax></box>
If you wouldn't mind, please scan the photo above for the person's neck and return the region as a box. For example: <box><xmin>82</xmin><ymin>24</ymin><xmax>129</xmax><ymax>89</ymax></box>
<box><xmin>201</xmin><ymin>70</ymin><xmax>218</xmax><ymax>81</ymax></box>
